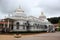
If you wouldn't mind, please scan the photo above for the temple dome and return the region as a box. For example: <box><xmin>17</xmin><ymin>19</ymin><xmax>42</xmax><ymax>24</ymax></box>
<box><xmin>8</xmin><ymin>6</ymin><xmax>27</xmax><ymax>20</ymax></box>
<box><xmin>12</xmin><ymin>6</ymin><xmax>27</xmax><ymax>17</ymax></box>
<box><xmin>39</xmin><ymin>12</ymin><xmax>46</xmax><ymax>20</ymax></box>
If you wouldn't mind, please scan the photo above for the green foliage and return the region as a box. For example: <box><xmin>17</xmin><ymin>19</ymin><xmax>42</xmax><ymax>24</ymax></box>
<box><xmin>47</xmin><ymin>17</ymin><xmax>60</xmax><ymax>24</ymax></box>
<box><xmin>47</xmin><ymin>17</ymin><xmax>60</xmax><ymax>31</ymax></box>
<box><xmin>58</xmin><ymin>20</ymin><xmax>60</xmax><ymax>27</ymax></box>
<box><xmin>57</xmin><ymin>27</ymin><xmax>60</xmax><ymax>31</ymax></box>
<box><xmin>57</xmin><ymin>20</ymin><xmax>60</xmax><ymax>31</ymax></box>
<box><xmin>59</xmin><ymin>27</ymin><xmax>60</xmax><ymax>31</ymax></box>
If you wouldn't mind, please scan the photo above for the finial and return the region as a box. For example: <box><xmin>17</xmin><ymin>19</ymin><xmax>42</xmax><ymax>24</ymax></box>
<box><xmin>8</xmin><ymin>14</ymin><xmax>10</xmax><ymax>17</ymax></box>
<box><xmin>5</xmin><ymin>16</ymin><xmax>6</xmax><ymax>18</ymax></box>
<box><xmin>19</xmin><ymin>5</ymin><xmax>22</xmax><ymax>9</ymax></box>
<box><xmin>41</xmin><ymin>12</ymin><xmax>44</xmax><ymax>15</ymax></box>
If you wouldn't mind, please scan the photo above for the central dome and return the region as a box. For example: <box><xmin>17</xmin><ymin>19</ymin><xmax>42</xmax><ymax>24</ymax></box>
<box><xmin>12</xmin><ymin>6</ymin><xmax>26</xmax><ymax>17</ymax></box>
<box><xmin>15</xmin><ymin>7</ymin><xmax>24</xmax><ymax>13</ymax></box>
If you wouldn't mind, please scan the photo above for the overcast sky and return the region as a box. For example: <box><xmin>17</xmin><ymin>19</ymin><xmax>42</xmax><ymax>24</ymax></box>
<box><xmin>0</xmin><ymin>0</ymin><xmax>60</xmax><ymax>19</ymax></box>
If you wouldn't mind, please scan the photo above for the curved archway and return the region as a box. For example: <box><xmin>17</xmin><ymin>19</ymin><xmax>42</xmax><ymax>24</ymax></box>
<box><xmin>16</xmin><ymin>22</ymin><xmax>20</xmax><ymax>29</ymax></box>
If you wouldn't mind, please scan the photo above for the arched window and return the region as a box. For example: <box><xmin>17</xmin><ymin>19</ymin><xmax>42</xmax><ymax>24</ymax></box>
<box><xmin>37</xmin><ymin>24</ymin><xmax>39</xmax><ymax>29</ymax></box>
<box><xmin>16</xmin><ymin>22</ymin><xmax>20</xmax><ymax>29</ymax></box>
<box><xmin>44</xmin><ymin>25</ymin><xmax>47</xmax><ymax>29</ymax></box>
<box><xmin>26</xmin><ymin>21</ymin><xmax>30</xmax><ymax>30</ymax></box>
<box><xmin>11</xmin><ymin>24</ymin><xmax>13</xmax><ymax>30</ymax></box>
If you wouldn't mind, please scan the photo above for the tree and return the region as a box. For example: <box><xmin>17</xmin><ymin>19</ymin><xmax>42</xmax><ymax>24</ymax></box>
<box><xmin>58</xmin><ymin>20</ymin><xmax>60</xmax><ymax>31</ymax></box>
<box><xmin>47</xmin><ymin>17</ymin><xmax>60</xmax><ymax>24</ymax></box>
<box><xmin>58</xmin><ymin>20</ymin><xmax>60</xmax><ymax>27</ymax></box>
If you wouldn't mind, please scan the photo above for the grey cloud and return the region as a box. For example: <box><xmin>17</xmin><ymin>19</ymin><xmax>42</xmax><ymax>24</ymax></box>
<box><xmin>0</xmin><ymin>0</ymin><xmax>60</xmax><ymax>18</ymax></box>
<box><xmin>0</xmin><ymin>0</ymin><xmax>21</xmax><ymax>13</ymax></box>
<box><xmin>38</xmin><ymin>0</ymin><xmax>60</xmax><ymax>17</ymax></box>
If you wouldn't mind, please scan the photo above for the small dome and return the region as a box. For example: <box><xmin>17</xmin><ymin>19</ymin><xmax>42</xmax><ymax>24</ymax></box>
<box><xmin>39</xmin><ymin>12</ymin><xmax>46</xmax><ymax>19</ymax></box>
<box><xmin>15</xmin><ymin>7</ymin><xmax>24</xmax><ymax>13</ymax></box>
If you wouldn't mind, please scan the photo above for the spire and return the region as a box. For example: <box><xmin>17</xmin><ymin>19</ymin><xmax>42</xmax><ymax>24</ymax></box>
<box><xmin>4</xmin><ymin>16</ymin><xmax>7</xmax><ymax>19</ymax></box>
<box><xmin>41</xmin><ymin>12</ymin><xmax>44</xmax><ymax>16</ymax></box>
<box><xmin>15</xmin><ymin>5</ymin><xmax>24</xmax><ymax>13</ymax></box>
<box><xmin>8</xmin><ymin>14</ymin><xmax>10</xmax><ymax>18</ymax></box>
<box><xmin>19</xmin><ymin>5</ymin><xmax>21</xmax><ymax>9</ymax></box>
<box><xmin>8</xmin><ymin>14</ymin><xmax>10</xmax><ymax>17</ymax></box>
<box><xmin>5</xmin><ymin>16</ymin><xmax>6</xmax><ymax>18</ymax></box>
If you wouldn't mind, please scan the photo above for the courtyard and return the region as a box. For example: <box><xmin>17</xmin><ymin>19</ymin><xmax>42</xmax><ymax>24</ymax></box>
<box><xmin>0</xmin><ymin>32</ymin><xmax>60</xmax><ymax>40</ymax></box>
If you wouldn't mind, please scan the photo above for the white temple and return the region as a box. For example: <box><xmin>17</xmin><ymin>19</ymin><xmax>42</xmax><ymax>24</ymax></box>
<box><xmin>0</xmin><ymin>6</ymin><xmax>55</xmax><ymax>32</ymax></box>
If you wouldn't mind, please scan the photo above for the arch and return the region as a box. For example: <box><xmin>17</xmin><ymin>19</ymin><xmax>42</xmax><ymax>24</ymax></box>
<box><xmin>16</xmin><ymin>22</ymin><xmax>20</xmax><ymax>29</ymax></box>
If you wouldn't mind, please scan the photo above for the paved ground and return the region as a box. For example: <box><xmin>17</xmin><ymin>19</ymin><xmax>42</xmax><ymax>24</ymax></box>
<box><xmin>0</xmin><ymin>32</ymin><xmax>60</xmax><ymax>40</ymax></box>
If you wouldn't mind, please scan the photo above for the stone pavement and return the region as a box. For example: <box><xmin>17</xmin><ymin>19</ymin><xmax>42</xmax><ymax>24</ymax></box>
<box><xmin>0</xmin><ymin>32</ymin><xmax>60</xmax><ymax>40</ymax></box>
